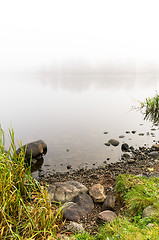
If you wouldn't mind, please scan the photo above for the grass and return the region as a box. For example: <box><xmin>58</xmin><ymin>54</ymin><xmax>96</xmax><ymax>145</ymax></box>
<box><xmin>0</xmin><ymin>126</ymin><xmax>64</xmax><ymax>239</ymax></box>
<box><xmin>139</xmin><ymin>93</ymin><xmax>159</xmax><ymax>123</ymax></box>
<box><xmin>75</xmin><ymin>174</ymin><xmax>159</xmax><ymax>240</ymax></box>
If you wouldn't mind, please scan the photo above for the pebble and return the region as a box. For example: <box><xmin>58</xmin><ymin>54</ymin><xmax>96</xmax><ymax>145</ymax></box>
<box><xmin>108</xmin><ymin>139</ymin><xmax>120</xmax><ymax>147</ymax></box>
<box><xmin>98</xmin><ymin>210</ymin><xmax>117</xmax><ymax>222</ymax></box>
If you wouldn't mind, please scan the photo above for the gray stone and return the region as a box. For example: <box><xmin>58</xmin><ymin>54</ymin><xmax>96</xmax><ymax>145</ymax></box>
<box><xmin>127</xmin><ymin>158</ymin><xmax>135</xmax><ymax>164</ymax></box>
<box><xmin>151</xmin><ymin>172</ymin><xmax>159</xmax><ymax>178</ymax></box>
<box><xmin>66</xmin><ymin>222</ymin><xmax>85</xmax><ymax>233</ymax></box>
<box><xmin>122</xmin><ymin>153</ymin><xmax>131</xmax><ymax>159</ymax></box>
<box><xmin>89</xmin><ymin>184</ymin><xmax>106</xmax><ymax>203</ymax></box>
<box><xmin>98</xmin><ymin>210</ymin><xmax>117</xmax><ymax>222</ymax></box>
<box><xmin>16</xmin><ymin>140</ymin><xmax>47</xmax><ymax>162</ymax></box>
<box><xmin>102</xmin><ymin>195</ymin><xmax>116</xmax><ymax>211</ymax></box>
<box><xmin>139</xmin><ymin>133</ymin><xmax>144</xmax><ymax>136</ymax></box>
<box><xmin>47</xmin><ymin>181</ymin><xmax>88</xmax><ymax>203</ymax></box>
<box><xmin>108</xmin><ymin>139</ymin><xmax>119</xmax><ymax>147</ymax></box>
<box><xmin>63</xmin><ymin>193</ymin><xmax>94</xmax><ymax>222</ymax></box>
<box><xmin>104</xmin><ymin>142</ymin><xmax>110</xmax><ymax>146</ymax></box>
<box><xmin>152</xmin><ymin>144</ymin><xmax>159</xmax><ymax>150</ymax></box>
<box><xmin>142</xmin><ymin>206</ymin><xmax>156</xmax><ymax>218</ymax></box>
<box><xmin>148</xmin><ymin>151</ymin><xmax>159</xmax><ymax>159</ymax></box>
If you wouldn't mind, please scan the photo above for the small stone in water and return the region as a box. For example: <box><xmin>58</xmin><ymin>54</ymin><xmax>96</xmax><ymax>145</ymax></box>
<box><xmin>104</xmin><ymin>131</ymin><xmax>108</xmax><ymax>134</ymax></box>
<box><xmin>131</xmin><ymin>130</ymin><xmax>136</xmax><ymax>134</ymax></box>
<box><xmin>126</xmin><ymin>131</ymin><xmax>130</xmax><ymax>134</ymax></box>
<box><xmin>119</xmin><ymin>135</ymin><xmax>125</xmax><ymax>138</ymax></box>
<box><xmin>104</xmin><ymin>142</ymin><xmax>110</xmax><ymax>146</ymax></box>
<box><xmin>139</xmin><ymin>133</ymin><xmax>144</xmax><ymax>136</ymax></box>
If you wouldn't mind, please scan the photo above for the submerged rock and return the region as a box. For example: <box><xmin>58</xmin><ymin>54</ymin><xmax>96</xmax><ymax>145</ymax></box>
<box><xmin>108</xmin><ymin>139</ymin><xmax>119</xmax><ymax>147</ymax></box>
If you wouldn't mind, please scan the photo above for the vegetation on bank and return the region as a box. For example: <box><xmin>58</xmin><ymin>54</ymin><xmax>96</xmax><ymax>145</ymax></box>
<box><xmin>0</xmin><ymin>127</ymin><xmax>64</xmax><ymax>239</ymax></box>
<box><xmin>1</xmin><ymin>126</ymin><xmax>159</xmax><ymax>239</ymax></box>
<box><xmin>75</xmin><ymin>174</ymin><xmax>159</xmax><ymax>240</ymax></box>
<box><xmin>139</xmin><ymin>93</ymin><xmax>159</xmax><ymax>124</ymax></box>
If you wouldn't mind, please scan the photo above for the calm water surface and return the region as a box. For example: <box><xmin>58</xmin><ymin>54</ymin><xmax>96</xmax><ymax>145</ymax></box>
<box><xmin>1</xmin><ymin>72</ymin><xmax>159</xmax><ymax>174</ymax></box>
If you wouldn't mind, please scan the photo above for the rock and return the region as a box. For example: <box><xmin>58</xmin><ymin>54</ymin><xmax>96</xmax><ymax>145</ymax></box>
<box><xmin>102</xmin><ymin>195</ymin><xmax>116</xmax><ymax>211</ymax></box>
<box><xmin>150</xmin><ymin>172</ymin><xmax>159</xmax><ymax>178</ymax></box>
<box><xmin>63</xmin><ymin>193</ymin><xmax>94</xmax><ymax>222</ymax></box>
<box><xmin>66</xmin><ymin>222</ymin><xmax>85</xmax><ymax>233</ymax></box>
<box><xmin>89</xmin><ymin>184</ymin><xmax>106</xmax><ymax>203</ymax></box>
<box><xmin>98</xmin><ymin>210</ymin><xmax>117</xmax><ymax>222</ymax></box>
<box><xmin>104</xmin><ymin>131</ymin><xmax>108</xmax><ymax>134</ymax></box>
<box><xmin>127</xmin><ymin>158</ymin><xmax>135</xmax><ymax>164</ymax></box>
<box><xmin>152</xmin><ymin>144</ymin><xmax>159</xmax><ymax>150</ymax></box>
<box><xmin>47</xmin><ymin>181</ymin><xmax>88</xmax><ymax>203</ymax></box>
<box><xmin>139</xmin><ymin>133</ymin><xmax>144</xmax><ymax>136</ymax></box>
<box><xmin>147</xmin><ymin>223</ymin><xmax>156</xmax><ymax>228</ymax></box>
<box><xmin>108</xmin><ymin>139</ymin><xmax>119</xmax><ymax>147</ymax></box>
<box><xmin>126</xmin><ymin>131</ymin><xmax>130</xmax><ymax>134</ymax></box>
<box><xmin>104</xmin><ymin>142</ymin><xmax>110</xmax><ymax>146</ymax></box>
<box><xmin>122</xmin><ymin>153</ymin><xmax>131</xmax><ymax>159</ymax></box>
<box><xmin>142</xmin><ymin>206</ymin><xmax>156</xmax><ymax>218</ymax></box>
<box><xmin>131</xmin><ymin>131</ymin><xmax>136</xmax><ymax>134</ymax></box>
<box><xmin>148</xmin><ymin>151</ymin><xmax>159</xmax><ymax>159</ymax></box>
<box><xmin>16</xmin><ymin>140</ymin><xmax>47</xmax><ymax>162</ymax></box>
<box><xmin>121</xmin><ymin>143</ymin><xmax>129</xmax><ymax>152</ymax></box>
<box><xmin>119</xmin><ymin>135</ymin><xmax>125</xmax><ymax>138</ymax></box>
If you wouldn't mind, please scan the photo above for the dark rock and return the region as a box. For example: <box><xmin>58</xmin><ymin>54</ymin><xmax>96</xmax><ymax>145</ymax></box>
<box><xmin>104</xmin><ymin>142</ymin><xmax>110</xmax><ymax>146</ymax></box>
<box><xmin>148</xmin><ymin>151</ymin><xmax>159</xmax><ymax>159</ymax></box>
<box><xmin>121</xmin><ymin>143</ymin><xmax>129</xmax><ymax>152</ymax></box>
<box><xmin>131</xmin><ymin>131</ymin><xmax>136</xmax><ymax>134</ymax></box>
<box><xmin>63</xmin><ymin>193</ymin><xmax>94</xmax><ymax>222</ymax></box>
<box><xmin>139</xmin><ymin>133</ymin><xmax>144</xmax><ymax>136</ymax></box>
<box><xmin>122</xmin><ymin>153</ymin><xmax>131</xmax><ymax>159</ymax></box>
<box><xmin>89</xmin><ymin>184</ymin><xmax>106</xmax><ymax>203</ymax></box>
<box><xmin>102</xmin><ymin>195</ymin><xmax>116</xmax><ymax>211</ymax></box>
<box><xmin>98</xmin><ymin>210</ymin><xmax>117</xmax><ymax>222</ymax></box>
<box><xmin>126</xmin><ymin>131</ymin><xmax>130</xmax><ymax>134</ymax></box>
<box><xmin>108</xmin><ymin>139</ymin><xmax>119</xmax><ymax>147</ymax></box>
<box><xmin>119</xmin><ymin>135</ymin><xmax>125</xmax><ymax>138</ymax></box>
<box><xmin>67</xmin><ymin>165</ymin><xmax>72</xmax><ymax>170</ymax></box>
<box><xmin>152</xmin><ymin>144</ymin><xmax>159</xmax><ymax>150</ymax></box>
<box><xmin>104</xmin><ymin>131</ymin><xmax>108</xmax><ymax>134</ymax></box>
<box><xmin>127</xmin><ymin>158</ymin><xmax>135</xmax><ymax>164</ymax></box>
<box><xmin>16</xmin><ymin>140</ymin><xmax>47</xmax><ymax>162</ymax></box>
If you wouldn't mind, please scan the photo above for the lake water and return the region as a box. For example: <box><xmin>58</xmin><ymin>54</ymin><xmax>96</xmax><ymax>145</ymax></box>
<box><xmin>1</xmin><ymin>71</ymin><xmax>159</xmax><ymax>175</ymax></box>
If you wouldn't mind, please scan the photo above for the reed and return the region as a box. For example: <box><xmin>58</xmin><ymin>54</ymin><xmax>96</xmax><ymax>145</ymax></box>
<box><xmin>0</xmin><ymin>126</ymin><xmax>64</xmax><ymax>239</ymax></box>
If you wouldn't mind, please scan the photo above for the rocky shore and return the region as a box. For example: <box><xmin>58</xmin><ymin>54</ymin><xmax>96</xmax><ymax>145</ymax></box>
<box><xmin>37</xmin><ymin>143</ymin><xmax>159</xmax><ymax>236</ymax></box>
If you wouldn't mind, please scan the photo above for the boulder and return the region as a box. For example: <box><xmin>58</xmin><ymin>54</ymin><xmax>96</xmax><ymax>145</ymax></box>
<box><xmin>47</xmin><ymin>181</ymin><xmax>88</xmax><ymax>203</ymax></box>
<box><xmin>98</xmin><ymin>210</ymin><xmax>117</xmax><ymax>222</ymax></box>
<box><xmin>63</xmin><ymin>193</ymin><xmax>94</xmax><ymax>222</ymax></box>
<box><xmin>89</xmin><ymin>184</ymin><xmax>106</xmax><ymax>203</ymax></box>
<box><xmin>108</xmin><ymin>139</ymin><xmax>119</xmax><ymax>147</ymax></box>
<box><xmin>121</xmin><ymin>143</ymin><xmax>129</xmax><ymax>152</ymax></box>
<box><xmin>16</xmin><ymin>140</ymin><xmax>47</xmax><ymax>162</ymax></box>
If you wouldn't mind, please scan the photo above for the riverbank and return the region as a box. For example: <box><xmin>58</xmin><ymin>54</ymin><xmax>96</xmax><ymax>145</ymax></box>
<box><xmin>38</xmin><ymin>144</ymin><xmax>159</xmax><ymax>234</ymax></box>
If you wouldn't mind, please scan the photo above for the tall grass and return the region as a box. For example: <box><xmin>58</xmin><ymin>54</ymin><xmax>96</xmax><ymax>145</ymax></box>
<box><xmin>140</xmin><ymin>93</ymin><xmax>159</xmax><ymax>124</ymax></box>
<box><xmin>0</xmin><ymin>126</ymin><xmax>64</xmax><ymax>239</ymax></box>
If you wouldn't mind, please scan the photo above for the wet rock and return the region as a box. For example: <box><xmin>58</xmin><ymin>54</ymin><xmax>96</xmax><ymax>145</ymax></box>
<box><xmin>66</xmin><ymin>222</ymin><xmax>85</xmax><ymax>233</ymax></box>
<box><xmin>63</xmin><ymin>193</ymin><xmax>94</xmax><ymax>222</ymax></box>
<box><xmin>47</xmin><ymin>181</ymin><xmax>88</xmax><ymax>203</ymax></box>
<box><xmin>98</xmin><ymin>210</ymin><xmax>117</xmax><ymax>222</ymax></box>
<box><xmin>67</xmin><ymin>165</ymin><xmax>72</xmax><ymax>170</ymax></box>
<box><xmin>139</xmin><ymin>133</ymin><xmax>144</xmax><ymax>136</ymax></box>
<box><xmin>108</xmin><ymin>139</ymin><xmax>119</xmax><ymax>147</ymax></box>
<box><xmin>148</xmin><ymin>151</ymin><xmax>159</xmax><ymax>159</ymax></box>
<box><xmin>102</xmin><ymin>195</ymin><xmax>116</xmax><ymax>211</ymax></box>
<box><xmin>16</xmin><ymin>140</ymin><xmax>47</xmax><ymax>162</ymax></box>
<box><xmin>152</xmin><ymin>144</ymin><xmax>159</xmax><ymax>150</ymax></box>
<box><xmin>127</xmin><ymin>158</ymin><xmax>135</xmax><ymax>164</ymax></box>
<box><xmin>126</xmin><ymin>131</ymin><xmax>130</xmax><ymax>134</ymax></box>
<box><xmin>104</xmin><ymin>142</ymin><xmax>110</xmax><ymax>146</ymax></box>
<box><xmin>104</xmin><ymin>131</ymin><xmax>108</xmax><ymax>134</ymax></box>
<box><xmin>131</xmin><ymin>131</ymin><xmax>136</xmax><ymax>134</ymax></box>
<box><xmin>119</xmin><ymin>135</ymin><xmax>125</xmax><ymax>138</ymax></box>
<box><xmin>142</xmin><ymin>206</ymin><xmax>156</xmax><ymax>218</ymax></box>
<box><xmin>89</xmin><ymin>184</ymin><xmax>106</xmax><ymax>203</ymax></box>
<box><xmin>121</xmin><ymin>143</ymin><xmax>129</xmax><ymax>152</ymax></box>
<box><xmin>122</xmin><ymin>153</ymin><xmax>131</xmax><ymax>159</ymax></box>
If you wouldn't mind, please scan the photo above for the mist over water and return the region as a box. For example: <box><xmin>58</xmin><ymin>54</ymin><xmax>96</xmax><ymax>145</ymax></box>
<box><xmin>1</xmin><ymin>65</ymin><xmax>159</xmax><ymax>175</ymax></box>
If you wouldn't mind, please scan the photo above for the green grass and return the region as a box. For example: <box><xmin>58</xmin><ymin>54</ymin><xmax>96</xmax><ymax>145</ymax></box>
<box><xmin>139</xmin><ymin>93</ymin><xmax>159</xmax><ymax>123</ymax></box>
<box><xmin>0</xmin><ymin>126</ymin><xmax>64</xmax><ymax>239</ymax></box>
<box><xmin>75</xmin><ymin>174</ymin><xmax>159</xmax><ymax>240</ymax></box>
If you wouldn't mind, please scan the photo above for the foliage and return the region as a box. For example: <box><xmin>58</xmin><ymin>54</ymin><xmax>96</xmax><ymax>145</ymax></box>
<box><xmin>139</xmin><ymin>93</ymin><xmax>159</xmax><ymax>124</ymax></box>
<box><xmin>115</xmin><ymin>174</ymin><xmax>159</xmax><ymax>217</ymax></box>
<box><xmin>0</xmin><ymin>127</ymin><xmax>64</xmax><ymax>239</ymax></box>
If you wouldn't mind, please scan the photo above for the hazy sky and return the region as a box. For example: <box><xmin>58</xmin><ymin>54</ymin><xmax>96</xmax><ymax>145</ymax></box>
<box><xmin>1</xmin><ymin>0</ymin><xmax>159</xmax><ymax>71</ymax></box>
